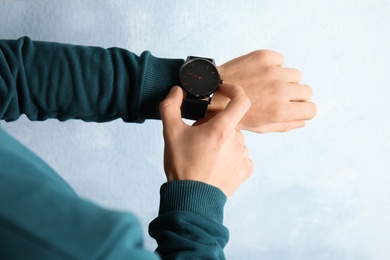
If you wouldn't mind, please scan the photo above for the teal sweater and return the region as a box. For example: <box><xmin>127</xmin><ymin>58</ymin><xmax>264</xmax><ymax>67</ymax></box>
<box><xmin>0</xmin><ymin>37</ymin><xmax>229</xmax><ymax>259</ymax></box>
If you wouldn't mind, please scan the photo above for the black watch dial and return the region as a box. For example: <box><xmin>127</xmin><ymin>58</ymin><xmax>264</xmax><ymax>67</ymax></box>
<box><xmin>179</xmin><ymin>58</ymin><xmax>221</xmax><ymax>97</ymax></box>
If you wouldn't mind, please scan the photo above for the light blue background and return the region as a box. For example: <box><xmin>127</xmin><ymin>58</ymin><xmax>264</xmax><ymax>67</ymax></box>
<box><xmin>1</xmin><ymin>1</ymin><xmax>390</xmax><ymax>259</ymax></box>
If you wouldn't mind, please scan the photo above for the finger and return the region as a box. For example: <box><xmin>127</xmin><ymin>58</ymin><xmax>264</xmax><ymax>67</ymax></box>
<box><xmin>285</xmin><ymin>101</ymin><xmax>317</xmax><ymax>120</ymax></box>
<box><xmin>243</xmin><ymin>144</ymin><xmax>250</xmax><ymax>159</ymax></box>
<box><xmin>246</xmin><ymin>159</ymin><xmax>254</xmax><ymax>177</ymax></box>
<box><xmin>159</xmin><ymin>86</ymin><xmax>184</xmax><ymax>130</ymax></box>
<box><xmin>255</xmin><ymin>120</ymin><xmax>306</xmax><ymax>133</ymax></box>
<box><xmin>192</xmin><ymin>111</ymin><xmax>218</xmax><ymax>126</ymax></box>
<box><xmin>235</xmin><ymin>128</ymin><xmax>246</xmax><ymax>145</ymax></box>
<box><xmin>280</xmin><ymin>68</ymin><xmax>302</xmax><ymax>83</ymax></box>
<box><xmin>287</xmin><ymin>84</ymin><xmax>313</xmax><ymax>101</ymax></box>
<box><xmin>211</xmin><ymin>84</ymin><xmax>251</xmax><ymax>127</ymax></box>
<box><xmin>273</xmin><ymin>51</ymin><xmax>284</xmax><ymax>67</ymax></box>
<box><xmin>242</xmin><ymin>146</ymin><xmax>254</xmax><ymax>178</ymax></box>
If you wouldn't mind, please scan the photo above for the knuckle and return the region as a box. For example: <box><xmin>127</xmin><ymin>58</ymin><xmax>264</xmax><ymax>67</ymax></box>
<box><xmin>236</xmin><ymin>131</ymin><xmax>245</xmax><ymax>144</ymax></box>
<box><xmin>258</xmin><ymin>50</ymin><xmax>284</xmax><ymax>65</ymax></box>
<box><xmin>252</xmin><ymin>50</ymin><xmax>284</xmax><ymax>61</ymax></box>
<box><xmin>245</xmin><ymin>160</ymin><xmax>254</xmax><ymax>178</ymax></box>
<box><xmin>251</xmin><ymin>50</ymin><xmax>268</xmax><ymax>61</ymax></box>
<box><xmin>241</xmin><ymin>146</ymin><xmax>253</xmax><ymax>178</ymax></box>
<box><xmin>251</xmin><ymin>50</ymin><xmax>280</xmax><ymax>65</ymax></box>
<box><xmin>159</xmin><ymin>99</ymin><xmax>171</xmax><ymax>110</ymax></box>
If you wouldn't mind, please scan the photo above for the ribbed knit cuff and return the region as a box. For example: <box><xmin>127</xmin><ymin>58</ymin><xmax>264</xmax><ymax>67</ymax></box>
<box><xmin>158</xmin><ymin>181</ymin><xmax>227</xmax><ymax>224</ymax></box>
<box><xmin>140</xmin><ymin>53</ymin><xmax>184</xmax><ymax>120</ymax></box>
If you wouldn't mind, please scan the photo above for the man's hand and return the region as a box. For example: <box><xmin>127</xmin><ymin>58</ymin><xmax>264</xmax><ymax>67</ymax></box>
<box><xmin>160</xmin><ymin>84</ymin><xmax>253</xmax><ymax>197</ymax></box>
<box><xmin>210</xmin><ymin>50</ymin><xmax>317</xmax><ymax>133</ymax></box>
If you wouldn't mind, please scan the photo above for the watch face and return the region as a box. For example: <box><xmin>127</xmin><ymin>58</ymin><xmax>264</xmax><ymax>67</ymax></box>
<box><xmin>179</xmin><ymin>58</ymin><xmax>221</xmax><ymax>97</ymax></box>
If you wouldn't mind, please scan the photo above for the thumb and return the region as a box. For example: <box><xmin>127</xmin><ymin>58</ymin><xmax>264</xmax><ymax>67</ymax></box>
<box><xmin>211</xmin><ymin>84</ymin><xmax>251</xmax><ymax>128</ymax></box>
<box><xmin>160</xmin><ymin>86</ymin><xmax>184</xmax><ymax>130</ymax></box>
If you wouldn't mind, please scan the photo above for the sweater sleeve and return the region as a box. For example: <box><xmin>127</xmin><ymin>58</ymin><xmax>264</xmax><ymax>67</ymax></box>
<box><xmin>149</xmin><ymin>181</ymin><xmax>229</xmax><ymax>260</ymax></box>
<box><xmin>0</xmin><ymin>127</ymin><xmax>160</xmax><ymax>260</ymax></box>
<box><xmin>0</xmin><ymin>37</ymin><xmax>184</xmax><ymax>122</ymax></box>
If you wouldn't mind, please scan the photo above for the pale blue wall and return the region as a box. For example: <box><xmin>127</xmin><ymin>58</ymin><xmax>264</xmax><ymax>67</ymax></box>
<box><xmin>1</xmin><ymin>1</ymin><xmax>390</xmax><ymax>259</ymax></box>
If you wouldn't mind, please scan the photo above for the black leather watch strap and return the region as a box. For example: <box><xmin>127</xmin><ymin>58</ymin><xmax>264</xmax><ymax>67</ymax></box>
<box><xmin>181</xmin><ymin>96</ymin><xmax>209</xmax><ymax>120</ymax></box>
<box><xmin>187</xmin><ymin>56</ymin><xmax>214</xmax><ymax>63</ymax></box>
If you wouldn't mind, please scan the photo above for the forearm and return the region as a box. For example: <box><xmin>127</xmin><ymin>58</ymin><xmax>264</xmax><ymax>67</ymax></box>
<box><xmin>0</xmin><ymin>37</ymin><xmax>183</xmax><ymax>122</ymax></box>
<box><xmin>149</xmin><ymin>181</ymin><xmax>229</xmax><ymax>259</ymax></box>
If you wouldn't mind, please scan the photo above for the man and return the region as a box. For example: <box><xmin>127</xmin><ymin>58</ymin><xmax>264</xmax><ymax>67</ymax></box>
<box><xmin>0</xmin><ymin>37</ymin><xmax>316</xmax><ymax>259</ymax></box>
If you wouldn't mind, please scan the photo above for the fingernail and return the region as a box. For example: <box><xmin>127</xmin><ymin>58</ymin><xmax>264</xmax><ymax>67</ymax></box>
<box><xmin>171</xmin><ymin>86</ymin><xmax>180</xmax><ymax>92</ymax></box>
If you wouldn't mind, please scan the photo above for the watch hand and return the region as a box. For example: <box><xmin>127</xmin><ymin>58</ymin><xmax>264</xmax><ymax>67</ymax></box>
<box><xmin>187</xmin><ymin>72</ymin><xmax>202</xmax><ymax>79</ymax></box>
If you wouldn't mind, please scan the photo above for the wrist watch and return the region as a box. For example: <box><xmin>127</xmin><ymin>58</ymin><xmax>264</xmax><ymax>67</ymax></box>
<box><xmin>179</xmin><ymin>56</ymin><xmax>222</xmax><ymax>120</ymax></box>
